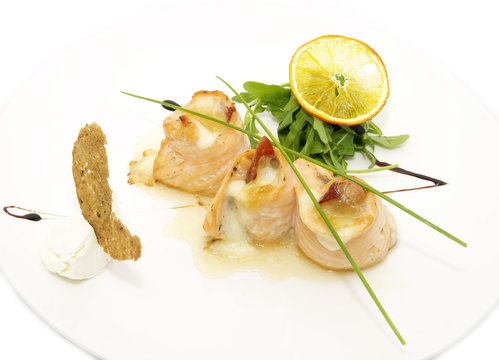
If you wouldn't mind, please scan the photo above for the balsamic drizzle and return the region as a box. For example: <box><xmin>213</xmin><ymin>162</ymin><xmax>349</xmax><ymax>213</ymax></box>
<box><xmin>349</xmin><ymin>124</ymin><xmax>366</xmax><ymax>135</ymax></box>
<box><xmin>161</xmin><ymin>99</ymin><xmax>181</xmax><ymax>111</ymax></box>
<box><xmin>375</xmin><ymin>158</ymin><xmax>448</xmax><ymax>194</ymax></box>
<box><xmin>3</xmin><ymin>206</ymin><xmax>63</xmax><ymax>222</ymax></box>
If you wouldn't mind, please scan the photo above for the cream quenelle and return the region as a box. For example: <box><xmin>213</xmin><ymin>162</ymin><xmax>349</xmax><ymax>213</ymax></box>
<box><xmin>41</xmin><ymin>213</ymin><xmax>111</xmax><ymax>280</ymax></box>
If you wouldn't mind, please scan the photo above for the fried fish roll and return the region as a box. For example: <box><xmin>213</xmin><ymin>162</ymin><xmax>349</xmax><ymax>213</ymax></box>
<box><xmin>203</xmin><ymin>137</ymin><xmax>295</xmax><ymax>255</ymax></box>
<box><xmin>293</xmin><ymin>159</ymin><xmax>397</xmax><ymax>270</ymax></box>
<box><xmin>153</xmin><ymin>90</ymin><xmax>249</xmax><ymax>196</ymax></box>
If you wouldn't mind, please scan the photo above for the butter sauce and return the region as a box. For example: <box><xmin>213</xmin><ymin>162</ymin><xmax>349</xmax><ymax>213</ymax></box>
<box><xmin>165</xmin><ymin>204</ymin><xmax>338</xmax><ymax>282</ymax></box>
<box><xmin>129</xmin><ymin>150</ymin><xmax>338</xmax><ymax>282</ymax></box>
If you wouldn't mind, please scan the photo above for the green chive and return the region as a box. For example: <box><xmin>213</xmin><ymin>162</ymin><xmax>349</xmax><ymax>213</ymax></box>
<box><xmin>121</xmin><ymin>81</ymin><xmax>467</xmax><ymax>345</ymax></box>
<box><xmin>121</xmin><ymin>90</ymin><xmax>406</xmax><ymax>343</ymax></box>
<box><xmin>216</xmin><ymin>77</ymin><xmax>406</xmax><ymax>345</ymax></box>
<box><xmin>120</xmin><ymin>90</ymin><xmax>467</xmax><ymax>248</ymax></box>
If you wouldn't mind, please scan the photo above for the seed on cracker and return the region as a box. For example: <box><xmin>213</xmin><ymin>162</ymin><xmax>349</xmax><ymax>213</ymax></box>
<box><xmin>72</xmin><ymin>123</ymin><xmax>141</xmax><ymax>261</ymax></box>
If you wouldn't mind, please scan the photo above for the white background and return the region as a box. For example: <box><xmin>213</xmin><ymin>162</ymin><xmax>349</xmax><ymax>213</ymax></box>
<box><xmin>0</xmin><ymin>0</ymin><xmax>497</xmax><ymax>359</ymax></box>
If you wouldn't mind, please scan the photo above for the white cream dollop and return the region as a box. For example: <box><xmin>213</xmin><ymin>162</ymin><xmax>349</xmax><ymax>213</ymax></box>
<box><xmin>41</xmin><ymin>213</ymin><xmax>111</xmax><ymax>280</ymax></box>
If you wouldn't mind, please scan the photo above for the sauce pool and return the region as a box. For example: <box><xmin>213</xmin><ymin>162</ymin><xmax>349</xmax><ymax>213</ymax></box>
<box><xmin>129</xmin><ymin>149</ymin><xmax>340</xmax><ymax>282</ymax></box>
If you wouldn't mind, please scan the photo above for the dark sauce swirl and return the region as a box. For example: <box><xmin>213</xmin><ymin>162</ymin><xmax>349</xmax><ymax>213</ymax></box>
<box><xmin>3</xmin><ymin>206</ymin><xmax>47</xmax><ymax>221</ymax></box>
<box><xmin>375</xmin><ymin>159</ymin><xmax>447</xmax><ymax>194</ymax></box>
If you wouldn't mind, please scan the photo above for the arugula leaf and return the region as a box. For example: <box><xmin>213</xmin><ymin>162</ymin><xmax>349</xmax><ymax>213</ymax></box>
<box><xmin>370</xmin><ymin>134</ymin><xmax>410</xmax><ymax>148</ymax></box>
<box><xmin>275</xmin><ymin>95</ymin><xmax>298</xmax><ymax>128</ymax></box>
<box><xmin>283</xmin><ymin>95</ymin><xmax>300</xmax><ymax>111</ymax></box>
<box><xmin>362</xmin><ymin>149</ymin><xmax>377</xmax><ymax>168</ymax></box>
<box><xmin>331</xmin><ymin>131</ymin><xmax>355</xmax><ymax>156</ymax></box>
<box><xmin>233</xmin><ymin>81</ymin><xmax>291</xmax><ymax>108</ymax></box>
<box><xmin>282</xmin><ymin>108</ymin><xmax>308</xmax><ymax>147</ymax></box>
<box><xmin>235</xmin><ymin>81</ymin><xmax>409</xmax><ymax>171</ymax></box>
<box><xmin>310</xmin><ymin>133</ymin><xmax>324</xmax><ymax>155</ymax></box>
<box><xmin>234</xmin><ymin>91</ymin><xmax>257</xmax><ymax>104</ymax></box>
<box><xmin>367</xmin><ymin>120</ymin><xmax>383</xmax><ymax>135</ymax></box>
<box><xmin>312</xmin><ymin>117</ymin><xmax>329</xmax><ymax>144</ymax></box>
<box><xmin>299</xmin><ymin>125</ymin><xmax>315</xmax><ymax>156</ymax></box>
<box><xmin>278</xmin><ymin>110</ymin><xmax>295</xmax><ymax>130</ymax></box>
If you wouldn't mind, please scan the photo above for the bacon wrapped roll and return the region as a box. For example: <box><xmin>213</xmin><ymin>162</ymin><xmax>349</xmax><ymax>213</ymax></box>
<box><xmin>153</xmin><ymin>90</ymin><xmax>249</xmax><ymax>196</ymax></box>
<box><xmin>203</xmin><ymin>137</ymin><xmax>295</xmax><ymax>255</ymax></box>
<box><xmin>293</xmin><ymin>159</ymin><xmax>397</xmax><ymax>270</ymax></box>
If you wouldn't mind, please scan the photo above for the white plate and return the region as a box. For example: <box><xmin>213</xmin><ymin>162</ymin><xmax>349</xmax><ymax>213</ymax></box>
<box><xmin>1</xmin><ymin>5</ymin><xmax>498</xmax><ymax>360</ymax></box>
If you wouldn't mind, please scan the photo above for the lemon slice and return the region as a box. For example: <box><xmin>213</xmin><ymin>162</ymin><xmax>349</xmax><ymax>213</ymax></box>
<box><xmin>289</xmin><ymin>35</ymin><xmax>389</xmax><ymax>125</ymax></box>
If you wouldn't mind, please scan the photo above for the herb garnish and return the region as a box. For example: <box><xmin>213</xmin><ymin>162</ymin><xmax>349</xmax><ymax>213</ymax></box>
<box><xmin>121</xmin><ymin>79</ymin><xmax>466</xmax><ymax>346</ymax></box>
<box><xmin>233</xmin><ymin>81</ymin><xmax>409</xmax><ymax>170</ymax></box>
<box><xmin>120</xmin><ymin>89</ymin><xmax>467</xmax><ymax>248</ymax></box>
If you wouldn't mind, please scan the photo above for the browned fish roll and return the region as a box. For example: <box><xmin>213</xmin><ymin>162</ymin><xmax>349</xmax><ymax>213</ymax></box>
<box><xmin>153</xmin><ymin>90</ymin><xmax>249</xmax><ymax>196</ymax></box>
<box><xmin>203</xmin><ymin>137</ymin><xmax>295</xmax><ymax>250</ymax></box>
<box><xmin>293</xmin><ymin>159</ymin><xmax>397</xmax><ymax>270</ymax></box>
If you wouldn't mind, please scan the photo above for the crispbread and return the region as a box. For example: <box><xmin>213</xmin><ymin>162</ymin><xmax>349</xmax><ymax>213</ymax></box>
<box><xmin>72</xmin><ymin>123</ymin><xmax>141</xmax><ymax>261</ymax></box>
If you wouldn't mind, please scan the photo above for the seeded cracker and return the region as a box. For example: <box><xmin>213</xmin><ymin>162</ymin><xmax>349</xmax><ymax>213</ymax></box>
<box><xmin>72</xmin><ymin>123</ymin><xmax>141</xmax><ymax>261</ymax></box>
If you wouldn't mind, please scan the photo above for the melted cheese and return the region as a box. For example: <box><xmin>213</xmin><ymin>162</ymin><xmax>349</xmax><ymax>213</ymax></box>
<box><xmin>298</xmin><ymin>190</ymin><xmax>372</xmax><ymax>252</ymax></box>
<box><xmin>249</xmin><ymin>162</ymin><xmax>280</xmax><ymax>188</ymax></box>
<box><xmin>189</xmin><ymin>95</ymin><xmax>228</xmax><ymax>133</ymax></box>
<box><xmin>193</xmin><ymin>120</ymin><xmax>220</xmax><ymax>149</ymax></box>
<box><xmin>210</xmin><ymin>162</ymin><xmax>280</xmax><ymax>256</ymax></box>
<box><xmin>128</xmin><ymin>149</ymin><xmax>157</xmax><ymax>186</ymax></box>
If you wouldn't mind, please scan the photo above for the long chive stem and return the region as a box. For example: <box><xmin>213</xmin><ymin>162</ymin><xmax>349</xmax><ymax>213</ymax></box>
<box><xmin>120</xmin><ymin>90</ymin><xmax>467</xmax><ymax>248</ymax></box>
<box><xmin>121</xmin><ymin>86</ymin><xmax>468</xmax><ymax>343</ymax></box>
<box><xmin>120</xmin><ymin>91</ymin><xmax>258</xmax><ymax>137</ymax></box>
<box><xmin>216</xmin><ymin>77</ymin><xmax>406</xmax><ymax>345</ymax></box>
<box><xmin>348</xmin><ymin>164</ymin><xmax>399</xmax><ymax>173</ymax></box>
<box><xmin>119</xmin><ymin>93</ymin><xmax>393</xmax><ymax>172</ymax></box>
<box><xmin>284</xmin><ymin>150</ymin><xmax>466</xmax><ymax>247</ymax></box>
